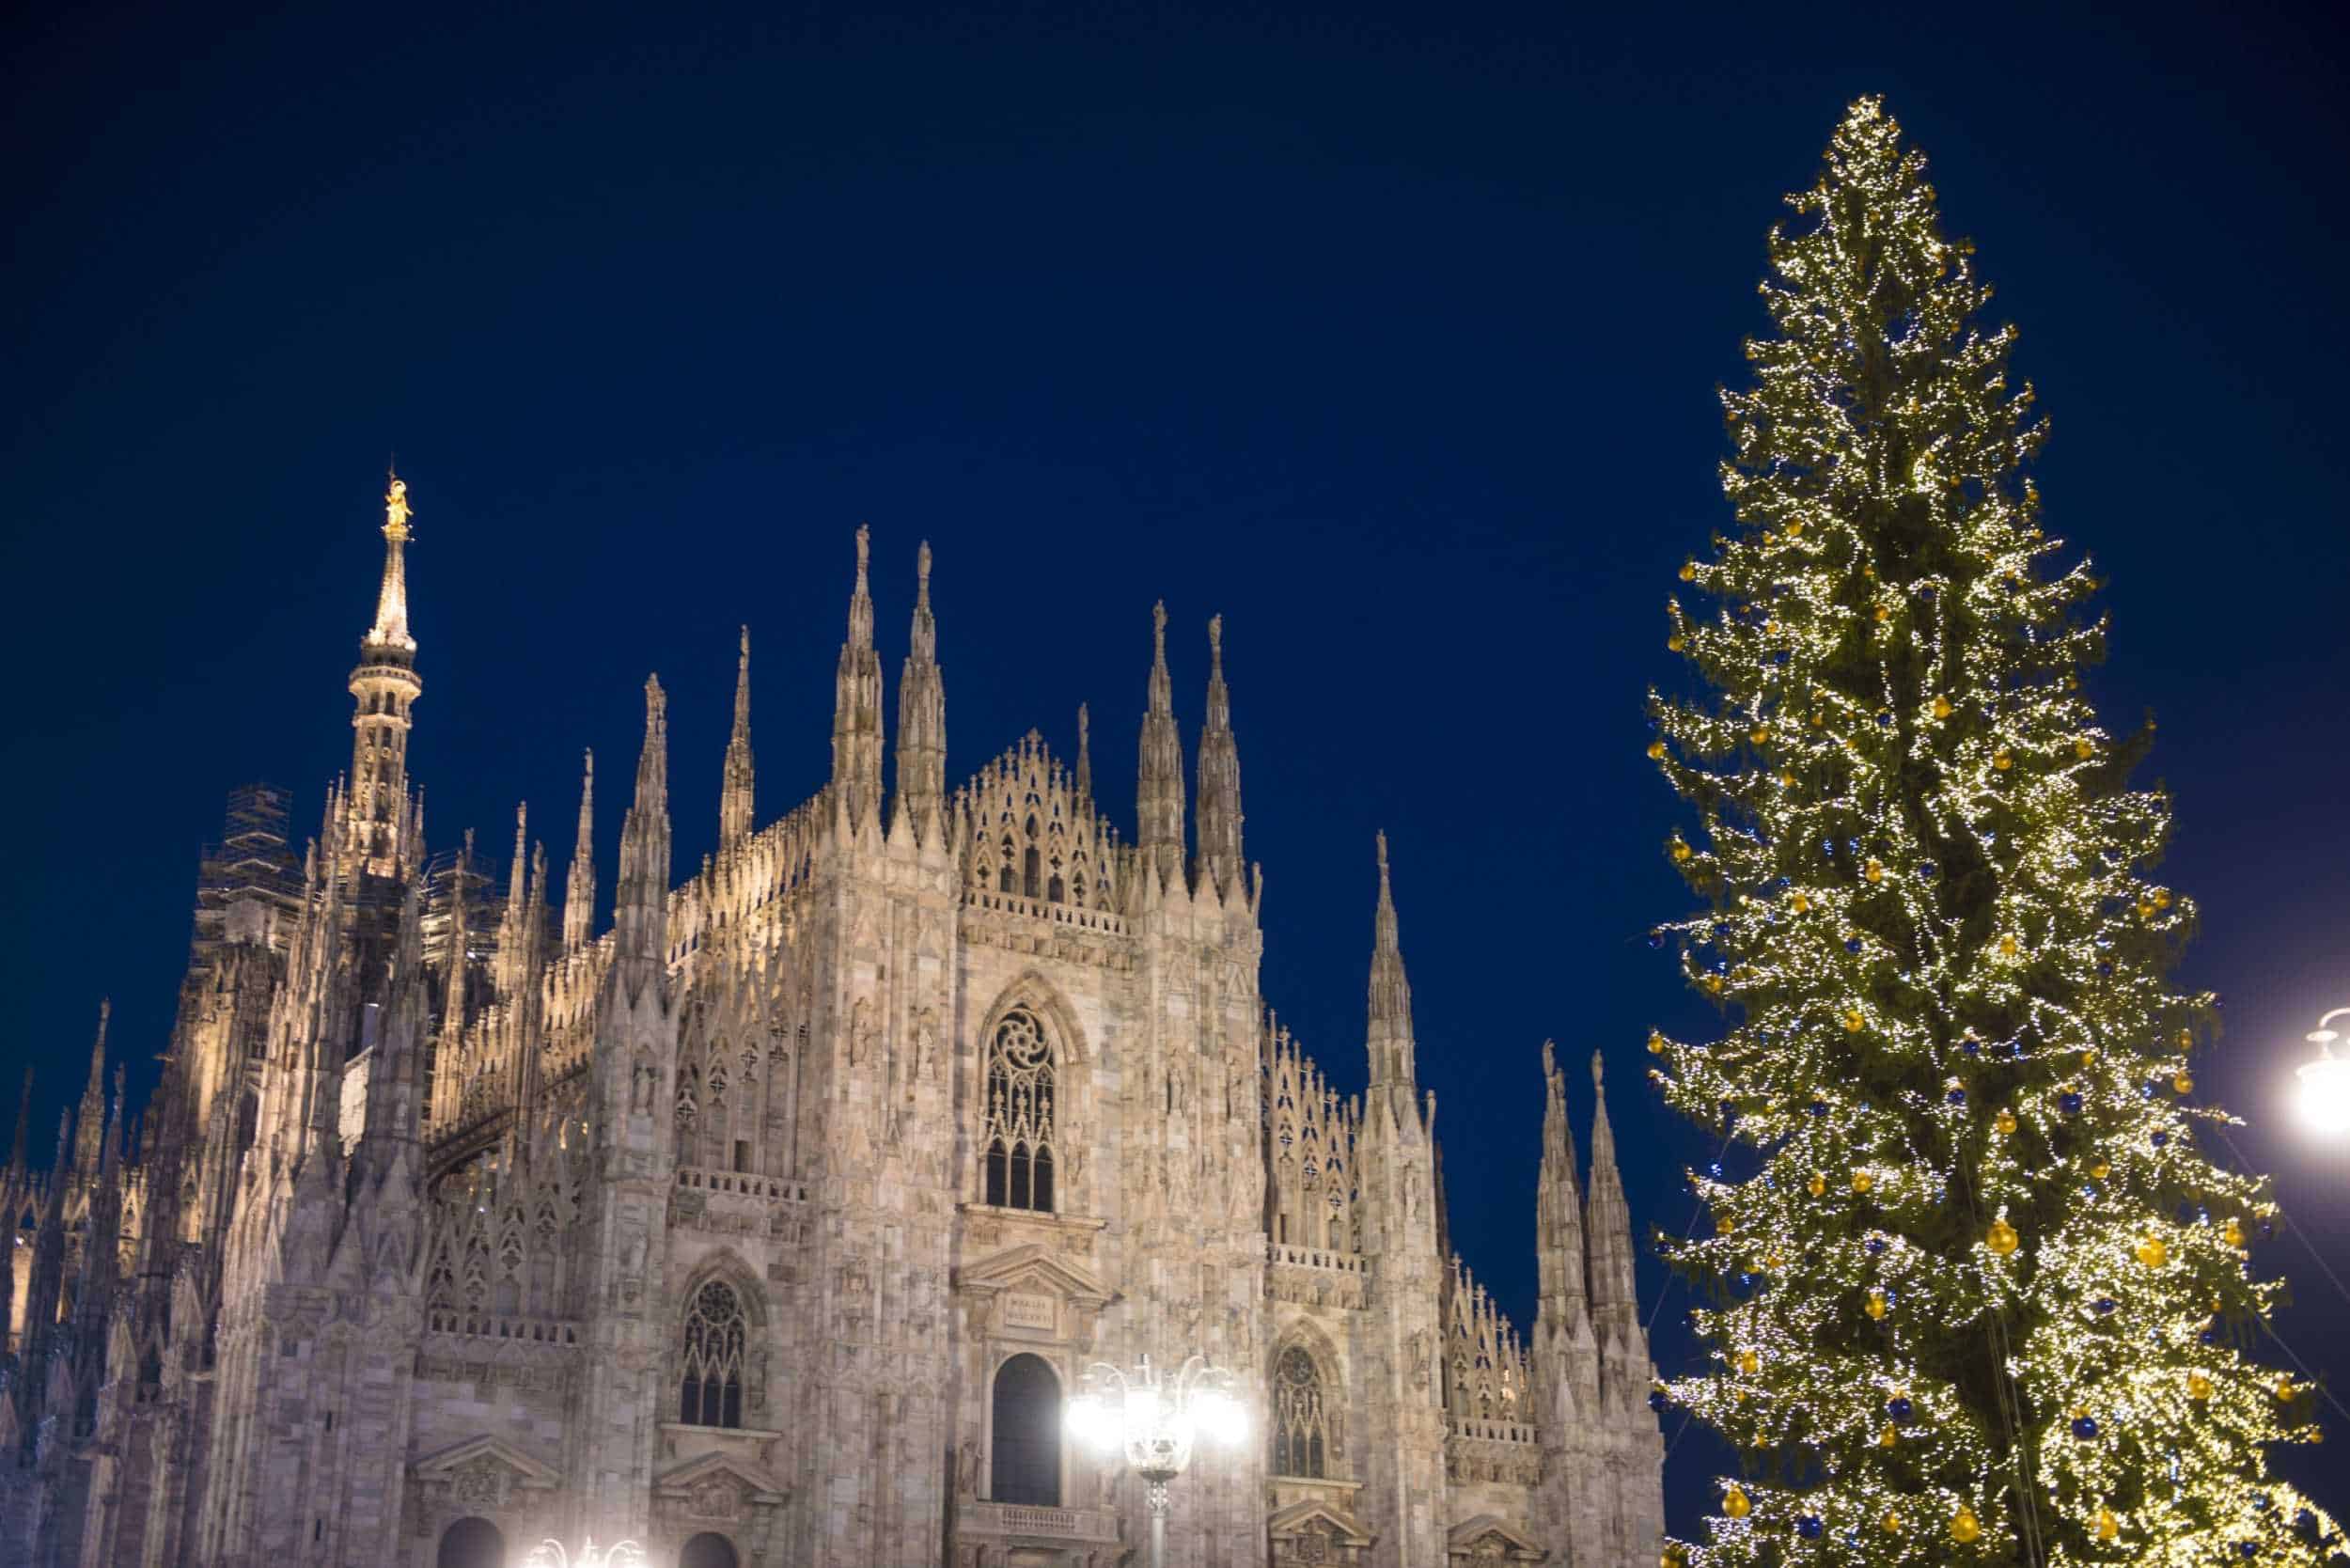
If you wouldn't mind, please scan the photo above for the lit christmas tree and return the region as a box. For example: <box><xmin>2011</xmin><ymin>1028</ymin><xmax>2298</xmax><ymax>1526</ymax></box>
<box><xmin>1646</xmin><ymin>97</ymin><xmax>2342</xmax><ymax>1565</ymax></box>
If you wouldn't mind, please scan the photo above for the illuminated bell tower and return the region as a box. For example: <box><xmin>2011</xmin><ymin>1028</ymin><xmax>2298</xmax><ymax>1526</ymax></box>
<box><xmin>345</xmin><ymin>472</ymin><xmax>422</xmax><ymax>878</ymax></box>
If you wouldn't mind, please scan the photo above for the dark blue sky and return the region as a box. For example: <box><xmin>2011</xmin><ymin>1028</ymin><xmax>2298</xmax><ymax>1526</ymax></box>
<box><xmin>6</xmin><ymin>0</ymin><xmax>2346</xmax><ymax>1527</ymax></box>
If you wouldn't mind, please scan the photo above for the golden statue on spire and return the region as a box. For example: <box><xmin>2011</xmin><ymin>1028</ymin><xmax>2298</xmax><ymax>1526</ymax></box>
<box><xmin>384</xmin><ymin>473</ymin><xmax>412</xmax><ymax>542</ymax></box>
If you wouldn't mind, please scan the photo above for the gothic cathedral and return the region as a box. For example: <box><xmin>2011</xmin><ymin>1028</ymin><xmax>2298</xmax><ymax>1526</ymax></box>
<box><xmin>0</xmin><ymin>479</ymin><xmax>1664</xmax><ymax>1566</ymax></box>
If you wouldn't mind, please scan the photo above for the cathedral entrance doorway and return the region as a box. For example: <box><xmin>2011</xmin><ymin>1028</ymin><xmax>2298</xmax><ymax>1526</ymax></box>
<box><xmin>435</xmin><ymin>1516</ymin><xmax>505</xmax><ymax>1568</ymax></box>
<box><xmin>990</xmin><ymin>1352</ymin><xmax>1062</xmax><ymax>1506</ymax></box>
<box><xmin>681</xmin><ymin>1532</ymin><xmax>740</xmax><ymax>1568</ymax></box>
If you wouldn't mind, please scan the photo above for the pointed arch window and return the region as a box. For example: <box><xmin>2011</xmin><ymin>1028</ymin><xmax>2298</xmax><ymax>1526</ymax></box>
<box><xmin>680</xmin><ymin>1280</ymin><xmax>747</xmax><ymax>1428</ymax></box>
<box><xmin>1273</xmin><ymin>1346</ymin><xmax>1330</xmax><ymax>1478</ymax></box>
<box><xmin>982</xmin><ymin>1008</ymin><xmax>1057</xmax><ymax>1212</ymax></box>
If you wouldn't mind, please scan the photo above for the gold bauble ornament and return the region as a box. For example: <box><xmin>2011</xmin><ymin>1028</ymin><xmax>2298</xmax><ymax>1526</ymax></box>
<box><xmin>1994</xmin><ymin>751</ymin><xmax>2013</xmax><ymax>771</ymax></box>
<box><xmin>2076</xmin><ymin>739</ymin><xmax>2093</xmax><ymax>760</ymax></box>
<box><xmin>1736</xmin><ymin>1349</ymin><xmax>1758</xmax><ymax>1374</ymax></box>
<box><xmin>1878</xmin><ymin>1423</ymin><xmax>1898</xmax><ymax>1448</ymax></box>
<box><xmin>1987</xmin><ymin>1218</ymin><xmax>2020</xmax><ymax>1256</ymax></box>
<box><xmin>1647</xmin><ymin>740</ymin><xmax>1667</xmax><ymax>760</ymax></box>
<box><xmin>2173</xmin><ymin>1073</ymin><xmax>2194</xmax><ymax>1095</ymax></box>
<box><xmin>1778</xmin><ymin>770</ymin><xmax>1796</xmax><ymax>787</ymax></box>
<box><xmin>2136</xmin><ymin>901</ymin><xmax>2154</xmax><ymax>919</ymax></box>
<box><xmin>1995</xmin><ymin>1109</ymin><xmax>2018</xmax><ymax>1137</ymax></box>
<box><xmin>1883</xmin><ymin>1511</ymin><xmax>1902</xmax><ymax>1534</ymax></box>
<box><xmin>1865</xmin><ymin>857</ymin><xmax>1885</xmax><ymax>883</ymax></box>
<box><xmin>2091</xmin><ymin>1161</ymin><xmax>2110</xmax><ymax>1179</ymax></box>
<box><xmin>1786</xmin><ymin>519</ymin><xmax>1802</xmax><ymax>536</ymax></box>
<box><xmin>1865</xmin><ymin>1287</ymin><xmax>1888</xmax><ymax>1321</ymax></box>
<box><xmin>1668</xmin><ymin>635</ymin><xmax>1686</xmax><ymax>652</ymax></box>
<box><xmin>1998</xmin><ymin>934</ymin><xmax>2018</xmax><ymax>956</ymax></box>
<box><xmin>1808</xmin><ymin>1173</ymin><xmax>1827</xmax><ymax>1198</ymax></box>
<box><xmin>2276</xmin><ymin>1378</ymin><xmax>2296</xmax><ymax>1402</ymax></box>
<box><xmin>1933</xmin><ymin>696</ymin><xmax>1953</xmax><ymax>719</ymax></box>
<box><xmin>1680</xmin><ymin>561</ymin><xmax>1697</xmax><ymax>582</ymax></box>
<box><xmin>2223</xmin><ymin>1218</ymin><xmax>2244</xmax><ymax>1247</ymax></box>
<box><xmin>2176</xmin><ymin>1028</ymin><xmax>2195</xmax><ymax>1049</ymax></box>
<box><xmin>1648</xmin><ymin>1032</ymin><xmax>1667</xmax><ymax>1055</ymax></box>
<box><xmin>1852</xmin><ymin>1170</ymin><xmax>1873</xmax><ymax>1194</ymax></box>
<box><xmin>1790</xmin><ymin>892</ymin><xmax>1810</xmax><ymax>914</ymax></box>
<box><xmin>2186</xmin><ymin>1372</ymin><xmax>2213</xmax><ymax>1401</ymax></box>
<box><xmin>1723</xmin><ymin>1485</ymin><xmax>1751</xmax><ymax>1519</ymax></box>
<box><xmin>1950</xmin><ymin>1506</ymin><xmax>1982</xmax><ymax>1544</ymax></box>
<box><xmin>1671</xmin><ymin>840</ymin><xmax>1693</xmax><ymax>863</ymax></box>
<box><xmin>2094</xmin><ymin>1507</ymin><xmax>2119</xmax><ymax>1543</ymax></box>
<box><xmin>1750</xmin><ymin>726</ymin><xmax>1770</xmax><ymax>745</ymax></box>
<box><xmin>2137</xmin><ymin>1235</ymin><xmax>2169</xmax><ymax>1269</ymax></box>
<box><xmin>1873</xmin><ymin>604</ymin><xmax>1890</xmax><ymax>623</ymax></box>
<box><xmin>1843</xmin><ymin>1011</ymin><xmax>1865</xmax><ymax>1033</ymax></box>
<box><xmin>2153</xmin><ymin>888</ymin><xmax>2171</xmax><ymax>909</ymax></box>
<box><xmin>1716</xmin><ymin>1215</ymin><xmax>1735</xmax><ymax>1237</ymax></box>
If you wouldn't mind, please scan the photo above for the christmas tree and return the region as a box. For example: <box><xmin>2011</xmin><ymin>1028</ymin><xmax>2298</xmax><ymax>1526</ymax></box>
<box><xmin>1646</xmin><ymin>97</ymin><xmax>2342</xmax><ymax>1564</ymax></box>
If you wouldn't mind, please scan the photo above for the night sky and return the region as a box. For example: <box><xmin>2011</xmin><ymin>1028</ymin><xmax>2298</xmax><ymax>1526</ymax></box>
<box><xmin>6</xmin><ymin>0</ymin><xmax>2346</xmax><ymax>1529</ymax></box>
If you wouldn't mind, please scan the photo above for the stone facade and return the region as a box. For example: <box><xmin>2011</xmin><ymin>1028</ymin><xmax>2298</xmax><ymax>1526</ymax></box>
<box><xmin>0</xmin><ymin>480</ymin><xmax>1664</xmax><ymax>1566</ymax></box>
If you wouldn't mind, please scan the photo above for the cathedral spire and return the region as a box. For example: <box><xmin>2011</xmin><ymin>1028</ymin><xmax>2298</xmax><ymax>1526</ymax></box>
<box><xmin>495</xmin><ymin>803</ymin><xmax>529</xmax><ymax>999</ymax></box>
<box><xmin>1584</xmin><ymin>1048</ymin><xmax>1645</xmax><ymax>1384</ymax></box>
<box><xmin>1136</xmin><ymin>601</ymin><xmax>1186</xmax><ymax>882</ymax></box>
<box><xmin>443</xmin><ymin>828</ymin><xmax>474</xmax><ymax>1048</ymax></box>
<box><xmin>345</xmin><ymin>471</ymin><xmax>424</xmax><ymax>877</ymax></box>
<box><xmin>1074</xmin><ymin>702</ymin><xmax>1092</xmax><ymax>808</ymax></box>
<box><xmin>1366</xmin><ymin>833</ymin><xmax>1417</xmax><ymax>1090</ymax></box>
<box><xmin>616</xmin><ymin>675</ymin><xmax>672</xmax><ymax>968</ymax></box>
<box><xmin>368</xmin><ymin>471</ymin><xmax>415</xmax><ymax>652</ymax></box>
<box><xmin>564</xmin><ymin>751</ymin><xmax>596</xmax><ymax>950</ymax></box>
<box><xmin>1193</xmin><ymin>613</ymin><xmax>1244</xmax><ymax>898</ymax></box>
<box><xmin>721</xmin><ymin>628</ymin><xmax>755</xmax><ymax>851</ymax></box>
<box><xmin>893</xmin><ymin>541</ymin><xmax>947</xmax><ymax>840</ymax></box>
<box><xmin>1535</xmin><ymin>1040</ymin><xmax>1590</xmax><ymax>1340</ymax></box>
<box><xmin>74</xmin><ymin>999</ymin><xmax>110</xmax><ymax>1177</ymax></box>
<box><xmin>830</xmin><ymin>525</ymin><xmax>885</xmax><ymax>828</ymax></box>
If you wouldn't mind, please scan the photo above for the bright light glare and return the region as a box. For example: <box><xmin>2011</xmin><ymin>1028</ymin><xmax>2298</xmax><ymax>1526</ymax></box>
<box><xmin>1196</xmin><ymin>1388</ymin><xmax>1248</xmax><ymax>1445</ymax></box>
<box><xmin>1064</xmin><ymin>1393</ymin><xmax>1104</xmax><ymax>1447</ymax></box>
<box><xmin>2297</xmin><ymin>1048</ymin><xmax>2350</xmax><ymax>1136</ymax></box>
<box><xmin>1124</xmin><ymin>1384</ymin><xmax>1162</xmax><ymax>1431</ymax></box>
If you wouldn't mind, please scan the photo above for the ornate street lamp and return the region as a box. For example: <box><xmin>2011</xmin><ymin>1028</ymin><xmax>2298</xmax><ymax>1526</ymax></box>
<box><xmin>519</xmin><ymin>1538</ymin><xmax>649</xmax><ymax>1568</ymax></box>
<box><xmin>2298</xmin><ymin>1008</ymin><xmax>2350</xmax><ymax>1136</ymax></box>
<box><xmin>1065</xmin><ymin>1353</ymin><xmax>1249</xmax><ymax>1568</ymax></box>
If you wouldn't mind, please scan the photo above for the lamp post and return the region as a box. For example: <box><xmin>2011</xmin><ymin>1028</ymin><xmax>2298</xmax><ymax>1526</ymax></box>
<box><xmin>519</xmin><ymin>1538</ymin><xmax>649</xmax><ymax>1568</ymax></box>
<box><xmin>2298</xmin><ymin>1008</ymin><xmax>2350</xmax><ymax>1136</ymax></box>
<box><xmin>1064</xmin><ymin>1353</ymin><xmax>1248</xmax><ymax>1568</ymax></box>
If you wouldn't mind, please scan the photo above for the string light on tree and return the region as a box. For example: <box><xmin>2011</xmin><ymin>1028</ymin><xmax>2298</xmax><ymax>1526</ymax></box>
<box><xmin>1641</xmin><ymin>97</ymin><xmax>2340</xmax><ymax>1565</ymax></box>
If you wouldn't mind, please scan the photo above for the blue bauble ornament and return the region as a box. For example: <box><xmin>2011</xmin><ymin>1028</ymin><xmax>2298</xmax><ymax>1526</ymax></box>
<box><xmin>2200</xmin><ymin>1329</ymin><xmax>2217</xmax><ymax>1346</ymax></box>
<box><xmin>1948</xmin><ymin>1088</ymin><xmax>1967</xmax><ymax>1106</ymax></box>
<box><xmin>1919</xmin><ymin>860</ymin><xmax>1938</xmax><ymax>880</ymax></box>
<box><xmin>1845</xmin><ymin>937</ymin><xmax>1863</xmax><ymax>954</ymax></box>
<box><xmin>1648</xmin><ymin>931</ymin><xmax>1665</xmax><ymax>949</ymax></box>
<box><xmin>2061</xmin><ymin>1092</ymin><xmax>2084</xmax><ymax>1114</ymax></box>
<box><xmin>2152</xmin><ymin>1131</ymin><xmax>2170</xmax><ymax>1148</ymax></box>
<box><xmin>1866</xmin><ymin>1237</ymin><xmax>1887</xmax><ymax>1256</ymax></box>
<box><xmin>2093</xmin><ymin>1298</ymin><xmax>2117</xmax><ymax>1315</ymax></box>
<box><xmin>1888</xmin><ymin>1396</ymin><xmax>1914</xmax><ymax>1420</ymax></box>
<box><xmin>1963</xmin><ymin>1038</ymin><xmax>1982</xmax><ymax>1057</ymax></box>
<box><xmin>1796</xmin><ymin>1517</ymin><xmax>1824</xmax><ymax>1540</ymax></box>
<box><xmin>1648</xmin><ymin>1389</ymin><xmax>1667</xmax><ymax>1412</ymax></box>
<box><xmin>1810</xmin><ymin>1101</ymin><xmax>1828</xmax><ymax>1118</ymax></box>
<box><xmin>2072</xmin><ymin>1416</ymin><xmax>2099</xmax><ymax>1439</ymax></box>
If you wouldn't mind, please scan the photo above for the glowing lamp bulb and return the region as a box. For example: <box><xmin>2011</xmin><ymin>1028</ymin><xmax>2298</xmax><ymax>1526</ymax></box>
<box><xmin>1065</xmin><ymin>1393</ymin><xmax>1104</xmax><ymax>1447</ymax></box>
<box><xmin>1124</xmin><ymin>1384</ymin><xmax>1162</xmax><ymax>1432</ymax></box>
<box><xmin>2299</xmin><ymin>1040</ymin><xmax>2350</xmax><ymax>1135</ymax></box>
<box><xmin>1197</xmin><ymin>1388</ymin><xmax>1248</xmax><ymax>1446</ymax></box>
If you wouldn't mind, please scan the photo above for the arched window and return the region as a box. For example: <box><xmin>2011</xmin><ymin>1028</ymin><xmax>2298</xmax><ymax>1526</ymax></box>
<box><xmin>1273</xmin><ymin>1347</ymin><xmax>1330</xmax><ymax>1478</ymax></box>
<box><xmin>990</xmin><ymin>1353</ymin><xmax>1061</xmax><ymax>1505</ymax></box>
<box><xmin>982</xmin><ymin>1008</ymin><xmax>1057</xmax><ymax>1213</ymax></box>
<box><xmin>437</xmin><ymin>1518</ymin><xmax>506</xmax><ymax>1568</ymax></box>
<box><xmin>680</xmin><ymin>1280</ymin><xmax>747</xmax><ymax>1428</ymax></box>
<box><xmin>680</xmin><ymin>1533</ymin><xmax>740</xmax><ymax>1568</ymax></box>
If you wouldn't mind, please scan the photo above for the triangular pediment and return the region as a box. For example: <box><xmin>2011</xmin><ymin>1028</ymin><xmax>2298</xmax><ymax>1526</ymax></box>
<box><xmin>956</xmin><ymin>1242</ymin><xmax>1110</xmax><ymax>1306</ymax></box>
<box><xmin>654</xmin><ymin>1449</ymin><xmax>788</xmax><ymax>1503</ymax></box>
<box><xmin>1269</xmin><ymin>1497</ymin><xmax>1374</xmax><ymax>1547</ymax></box>
<box><xmin>412</xmin><ymin>1434</ymin><xmax>564</xmax><ymax>1489</ymax></box>
<box><xmin>1447</xmin><ymin>1513</ymin><xmax>1546</xmax><ymax>1561</ymax></box>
